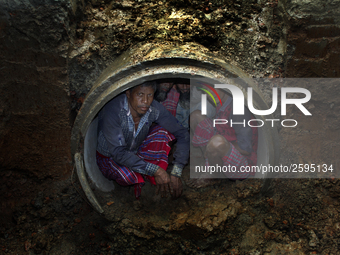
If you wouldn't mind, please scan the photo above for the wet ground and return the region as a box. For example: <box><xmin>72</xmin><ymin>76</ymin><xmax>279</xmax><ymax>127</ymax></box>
<box><xmin>1</xmin><ymin>166</ymin><xmax>340</xmax><ymax>255</ymax></box>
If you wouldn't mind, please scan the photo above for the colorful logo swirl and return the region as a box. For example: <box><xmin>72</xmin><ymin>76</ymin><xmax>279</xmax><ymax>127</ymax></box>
<box><xmin>197</xmin><ymin>83</ymin><xmax>222</xmax><ymax>106</ymax></box>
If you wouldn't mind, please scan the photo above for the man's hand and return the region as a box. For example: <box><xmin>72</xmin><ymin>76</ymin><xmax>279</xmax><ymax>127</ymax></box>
<box><xmin>154</xmin><ymin>167</ymin><xmax>170</xmax><ymax>197</ymax></box>
<box><xmin>169</xmin><ymin>175</ymin><xmax>183</xmax><ymax>199</ymax></box>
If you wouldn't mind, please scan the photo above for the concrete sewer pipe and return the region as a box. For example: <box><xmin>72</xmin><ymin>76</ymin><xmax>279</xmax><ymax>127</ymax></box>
<box><xmin>71</xmin><ymin>42</ymin><xmax>280</xmax><ymax>215</ymax></box>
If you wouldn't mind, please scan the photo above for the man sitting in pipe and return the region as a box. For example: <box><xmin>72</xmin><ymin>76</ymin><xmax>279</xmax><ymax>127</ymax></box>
<box><xmin>188</xmin><ymin>87</ymin><xmax>258</xmax><ymax>188</ymax></box>
<box><xmin>96</xmin><ymin>81</ymin><xmax>189</xmax><ymax>198</ymax></box>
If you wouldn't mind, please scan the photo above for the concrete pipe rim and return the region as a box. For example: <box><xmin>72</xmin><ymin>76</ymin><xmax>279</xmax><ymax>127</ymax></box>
<box><xmin>71</xmin><ymin>43</ymin><xmax>280</xmax><ymax>214</ymax></box>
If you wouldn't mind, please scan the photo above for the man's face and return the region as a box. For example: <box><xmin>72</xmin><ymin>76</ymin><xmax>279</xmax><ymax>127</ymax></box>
<box><xmin>159</xmin><ymin>83</ymin><xmax>173</xmax><ymax>93</ymax></box>
<box><xmin>126</xmin><ymin>85</ymin><xmax>154</xmax><ymax>117</ymax></box>
<box><xmin>214</xmin><ymin>88</ymin><xmax>228</xmax><ymax>104</ymax></box>
<box><xmin>176</xmin><ymin>83</ymin><xmax>190</xmax><ymax>94</ymax></box>
<box><xmin>155</xmin><ymin>82</ymin><xmax>173</xmax><ymax>102</ymax></box>
<box><xmin>176</xmin><ymin>83</ymin><xmax>190</xmax><ymax>109</ymax></box>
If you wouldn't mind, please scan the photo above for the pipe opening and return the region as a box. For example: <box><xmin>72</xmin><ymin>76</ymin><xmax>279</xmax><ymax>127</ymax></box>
<box><xmin>71</xmin><ymin>43</ymin><xmax>280</xmax><ymax>214</ymax></box>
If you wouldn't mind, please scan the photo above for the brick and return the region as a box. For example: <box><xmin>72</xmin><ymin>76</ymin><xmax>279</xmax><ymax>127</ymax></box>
<box><xmin>286</xmin><ymin>58</ymin><xmax>325</xmax><ymax>77</ymax></box>
<box><xmin>306</xmin><ymin>25</ymin><xmax>340</xmax><ymax>38</ymax></box>
<box><xmin>328</xmin><ymin>37</ymin><xmax>340</xmax><ymax>53</ymax></box>
<box><xmin>326</xmin><ymin>53</ymin><xmax>340</xmax><ymax>77</ymax></box>
<box><xmin>295</xmin><ymin>39</ymin><xmax>328</xmax><ymax>58</ymax></box>
<box><xmin>310</xmin><ymin>17</ymin><xmax>336</xmax><ymax>25</ymax></box>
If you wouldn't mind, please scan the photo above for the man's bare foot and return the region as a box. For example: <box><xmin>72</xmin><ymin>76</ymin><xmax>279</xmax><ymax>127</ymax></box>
<box><xmin>185</xmin><ymin>178</ymin><xmax>221</xmax><ymax>189</ymax></box>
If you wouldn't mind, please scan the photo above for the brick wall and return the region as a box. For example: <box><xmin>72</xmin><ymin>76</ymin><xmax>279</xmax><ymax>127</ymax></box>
<box><xmin>0</xmin><ymin>1</ymin><xmax>72</xmax><ymax>213</ymax></box>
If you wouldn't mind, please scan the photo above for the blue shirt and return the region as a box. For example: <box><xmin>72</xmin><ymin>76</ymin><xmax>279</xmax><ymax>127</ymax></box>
<box><xmin>97</xmin><ymin>94</ymin><xmax>190</xmax><ymax>177</ymax></box>
<box><xmin>176</xmin><ymin>102</ymin><xmax>190</xmax><ymax>129</ymax></box>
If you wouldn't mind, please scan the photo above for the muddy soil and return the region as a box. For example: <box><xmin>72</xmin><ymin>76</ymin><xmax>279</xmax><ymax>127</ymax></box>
<box><xmin>69</xmin><ymin>0</ymin><xmax>286</xmax><ymax>111</ymax></box>
<box><xmin>1</xmin><ymin>165</ymin><xmax>340</xmax><ymax>254</ymax></box>
<box><xmin>1</xmin><ymin>0</ymin><xmax>340</xmax><ymax>254</ymax></box>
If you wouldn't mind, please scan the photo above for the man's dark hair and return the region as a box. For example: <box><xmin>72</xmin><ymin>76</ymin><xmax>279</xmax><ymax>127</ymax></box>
<box><xmin>129</xmin><ymin>81</ymin><xmax>157</xmax><ymax>93</ymax></box>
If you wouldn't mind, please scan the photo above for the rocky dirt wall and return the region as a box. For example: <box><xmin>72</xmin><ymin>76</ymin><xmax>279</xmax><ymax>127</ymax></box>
<box><xmin>279</xmin><ymin>0</ymin><xmax>340</xmax><ymax>183</ymax></box>
<box><xmin>0</xmin><ymin>0</ymin><xmax>289</xmax><ymax>215</ymax></box>
<box><xmin>0</xmin><ymin>0</ymin><xmax>340</xmax><ymax>254</ymax></box>
<box><xmin>0</xmin><ymin>0</ymin><xmax>73</xmax><ymax>219</ymax></box>
<box><xmin>69</xmin><ymin>0</ymin><xmax>287</xmax><ymax>112</ymax></box>
<box><xmin>285</xmin><ymin>0</ymin><xmax>340</xmax><ymax>77</ymax></box>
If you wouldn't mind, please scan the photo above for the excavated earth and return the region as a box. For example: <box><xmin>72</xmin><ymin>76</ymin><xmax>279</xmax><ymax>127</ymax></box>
<box><xmin>1</xmin><ymin>0</ymin><xmax>340</xmax><ymax>254</ymax></box>
<box><xmin>1</xmin><ymin>168</ymin><xmax>340</xmax><ymax>254</ymax></box>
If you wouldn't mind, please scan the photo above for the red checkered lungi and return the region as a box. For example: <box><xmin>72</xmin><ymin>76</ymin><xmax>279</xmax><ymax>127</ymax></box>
<box><xmin>160</xmin><ymin>87</ymin><xmax>180</xmax><ymax>117</ymax></box>
<box><xmin>96</xmin><ymin>125</ymin><xmax>175</xmax><ymax>198</ymax></box>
